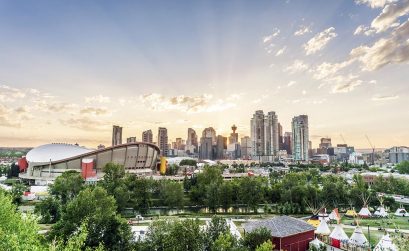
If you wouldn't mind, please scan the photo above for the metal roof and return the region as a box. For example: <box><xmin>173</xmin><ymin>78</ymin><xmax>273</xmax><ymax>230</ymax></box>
<box><xmin>243</xmin><ymin>216</ymin><xmax>315</xmax><ymax>238</ymax></box>
<box><xmin>26</xmin><ymin>143</ymin><xmax>93</xmax><ymax>163</ymax></box>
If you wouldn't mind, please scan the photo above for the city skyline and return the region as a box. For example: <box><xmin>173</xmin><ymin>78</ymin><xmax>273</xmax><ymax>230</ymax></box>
<box><xmin>1</xmin><ymin>0</ymin><xmax>408</xmax><ymax>148</ymax></box>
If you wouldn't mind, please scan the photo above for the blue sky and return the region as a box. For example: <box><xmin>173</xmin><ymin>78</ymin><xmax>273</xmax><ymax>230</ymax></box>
<box><xmin>0</xmin><ymin>0</ymin><xmax>408</xmax><ymax>148</ymax></box>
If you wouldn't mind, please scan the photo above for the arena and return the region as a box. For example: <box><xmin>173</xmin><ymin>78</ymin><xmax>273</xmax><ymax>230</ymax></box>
<box><xmin>19</xmin><ymin>142</ymin><xmax>160</xmax><ymax>185</ymax></box>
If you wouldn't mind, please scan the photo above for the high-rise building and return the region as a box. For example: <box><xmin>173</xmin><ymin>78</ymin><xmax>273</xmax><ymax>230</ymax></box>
<box><xmin>216</xmin><ymin>135</ymin><xmax>227</xmax><ymax>159</ymax></box>
<box><xmin>142</xmin><ymin>130</ymin><xmax>153</xmax><ymax>143</ymax></box>
<box><xmin>251</xmin><ymin>110</ymin><xmax>265</xmax><ymax>157</ymax></box>
<box><xmin>283</xmin><ymin>132</ymin><xmax>292</xmax><ymax>155</ymax></box>
<box><xmin>199</xmin><ymin>127</ymin><xmax>217</xmax><ymax>160</ymax></box>
<box><xmin>278</xmin><ymin>123</ymin><xmax>283</xmax><ymax>150</ymax></box>
<box><xmin>157</xmin><ymin>127</ymin><xmax>168</xmax><ymax>156</ymax></box>
<box><xmin>240</xmin><ymin>136</ymin><xmax>251</xmax><ymax>159</ymax></box>
<box><xmin>264</xmin><ymin>111</ymin><xmax>279</xmax><ymax>157</ymax></box>
<box><xmin>127</xmin><ymin>137</ymin><xmax>136</xmax><ymax>143</ymax></box>
<box><xmin>318</xmin><ymin>137</ymin><xmax>332</xmax><ymax>154</ymax></box>
<box><xmin>229</xmin><ymin>124</ymin><xmax>239</xmax><ymax>144</ymax></box>
<box><xmin>292</xmin><ymin>115</ymin><xmax>309</xmax><ymax>161</ymax></box>
<box><xmin>172</xmin><ymin>138</ymin><xmax>185</xmax><ymax>150</ymax></box>
<box><xmin>186</xmin><ymin>128</ymin><xmax>198</xmax><ymax>153</ymax></box>
<box><xmin>388</xmin><ymin>146</ymin><xmax>409</xmax><ymax>164</ymax></box>
<box><xmin>112</xmin><ymin>125</ymin><xmax>122</xmax><ymax>146</ymax></box>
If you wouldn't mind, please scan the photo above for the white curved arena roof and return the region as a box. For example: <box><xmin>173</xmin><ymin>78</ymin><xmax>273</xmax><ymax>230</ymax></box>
<box><xmin>26</xmin><ymin>143</ymin><xmax>93</xmax><ymax>163</ymax></box>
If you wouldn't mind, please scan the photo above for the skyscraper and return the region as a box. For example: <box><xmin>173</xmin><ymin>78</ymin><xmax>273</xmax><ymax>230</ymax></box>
<box><xmin>126</xmin><ymin>137</ymin><xmax>136</xmax><ymax>143</ymax></box>
<box><xmin>112</xmin><ymin>125</ymin><xmax>122</xmax><ymax>146</ymax></box>
<box><xmin>240</xmin><ymin>136</ymin><xmax>251</xmax><ymax>159</ymax></box>
<box><xmin>278</xmin><ymin>123</ymin><xmax>283</xmax><ymax>150</ymax></box>
<box><xmin>186</xmin><ymin>128</ymin><xmax>198</xmax><ymax>153</ymax></box>
<box><xmin>283</xmin><ymin>132</ymin><xmax>293</xmax><ymax>155</ymax></box>
<box><xmin>157</xmin><ymin>127</ymin><xmax>168</xmax><ymax>156</ymax></box>
<box><xmin>264</xmin><ymin>111</ymin><xmax>279</xmax><ymax>158</ymax></box>
<box><xmin>229</xmin><ymin>124</ymin><xmax>239</xmax><ymax>144</ymax></box>
<box><xmin>216</xmin><ymin>135</ymin><xmax>227</xmax><ymax>159</ymax></box>
<box><xmin>199</xmin><ymin>127</ymin><xmax>217</xmax><ymax>160</ymax></box>
<box><xmin>142</xmin><ymin>130</ymin><xmax>153</xmax><ymax>143</ymax></box>
<box><xmin>292</xmin><ymin>115</ymin><xmax>309</xmax><ymax>161</ymax></box>
<box><xmin>251</xmin><ymin>110</ymin><xmax>265</xmax><ymax>157</ymax></box>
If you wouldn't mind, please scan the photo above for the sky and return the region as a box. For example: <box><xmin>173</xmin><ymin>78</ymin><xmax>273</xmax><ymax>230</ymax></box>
<box><xmin>0</xmin><ymin>0</ymin><xmax>408</xmax><ymax>149</ymax></box>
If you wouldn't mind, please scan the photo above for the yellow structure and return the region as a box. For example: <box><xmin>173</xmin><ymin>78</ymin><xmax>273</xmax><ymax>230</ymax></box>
<box><xmin>345</xmin><ymin>209</ymin><xmax>358</xmax><ymax>217</ymax></box>
<box><xmin>307</xmin><ymin>218</ymin><xmax>320</xmax><ymax>228</ymax></box>
<box><xmin>160</xmin><ymin>157</ymin><xmax>167</xmax><ymax>175</ymax></box>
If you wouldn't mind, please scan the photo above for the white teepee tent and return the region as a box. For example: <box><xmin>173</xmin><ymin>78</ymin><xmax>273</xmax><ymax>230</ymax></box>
<box><xmin>328</xmin><ymin>208</ymin><xmax>341</xmax><ymax>222</ymax></box>
<box><xmin>374</xmin><ymin>195</ymin><xmax>388</xmax><ymax>218</ymax></box>
<box><xmin>349</xmin><ymin>226</ymin><xmax>369</xmax><ymax>248</ymax></box>
<box><xmin>315</xmin><ymin>219</ymin><xmax>331</xmax><ymax>235</ymax></box>
<box><xmin>358</xmin><ymin>193</ymin><xmax>372</xmax><ymax>218</ymax></box>
<box><xmin>329</xmin><ymin>224</ymin><xmax>349</xmax><ymax>248</ymax></box>
<box><xmin>374</xmin><ymin>234</ymin><xmax>398</xmax><ymax>251</ymax></box>
<box><xmin>394</xmin><ymin>205</ymin><xmax>408</xmax><ymax>217</ymax></box>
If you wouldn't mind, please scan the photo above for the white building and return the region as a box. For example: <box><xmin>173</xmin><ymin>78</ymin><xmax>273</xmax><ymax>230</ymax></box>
<box><xmin>292</xmin><ymin>115</ymin><xmax>309</xmax><ymax>161</ymax></box>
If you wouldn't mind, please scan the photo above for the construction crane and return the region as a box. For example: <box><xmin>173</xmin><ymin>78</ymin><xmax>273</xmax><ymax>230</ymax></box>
<box><xmin>340</xmin><ymin>134</ymin><xmax>347</xmax><ymax>145</ymax></box>
<box><xmin>365</xmin><ymin>135</ymin><xmax>375</xmax><ymax>165</ymax></box>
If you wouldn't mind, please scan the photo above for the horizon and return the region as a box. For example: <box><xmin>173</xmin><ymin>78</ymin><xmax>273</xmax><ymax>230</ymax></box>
<box><xmin>1</xmin><ymin>0</ymin><xmax>408</xmax><ymax>148</ymax></box>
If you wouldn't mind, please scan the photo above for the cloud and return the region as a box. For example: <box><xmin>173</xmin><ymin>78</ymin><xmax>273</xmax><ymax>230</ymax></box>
<box><xmin>294</xmin><ymin>25</ymin><xmax>312</xmax><ymax>36</ymax></box>
<box><xmin>284</xmin><ymin>60</ymin><xmax>309</xmax><ymax>74</ymax></box>
<box><xmin>355</xmin><ymin>0</ymin><xmax>393</xmax><ymax>8</ymax></box>
<box><xmin>275</xmin><ymin>46</ymin><xmax>287</xmax><ymax>56</ymax></box>
<box><xmin>350</xmin><ymin>19</ymin><xmax>409</xmax><ymax>70</ymax></box>
<box><xmin>59</xmin><ymin>117</ymin><xmax>108</xmax><ymax>131</ymax></box>
<box><xmin>312</xmin><ymin>59</ymin><xmax>355</xmax><ymax>80</ymax></box>
<box><xmin>85</xmin><ymin>95</ymin><xmax>111</xmax><ymax>104</ymax></box>
<box><xmin>331</xmin><ymin>76</ymin><xmax>363</xmax><ymax>93</ymax></box>
<box><xmin>303</xmin><ymin>27</ymin><xmax>337</xmax><ymax>55</ymax></box>
<box><xmin>287</xmin><ymin>81</ymin><xmax>297</xmax><ymax>87</ymax></box>
<box><xmin>354</xmin><ymin>25</ymin><xmax>376</xmax><ymax>35</ymax></box>
<box><xmin>33</xmin><ymin>100</ymin><xmax>78</xmax><ymax>113</ymax></box>
<box><xmin>0</xmin><ymin>104</ymin><xmax>20</xmax><ymax>127</ymax></box>
<box><xmin>371</xmin><ymin>94</ymin><xmax>400</xmax><ymax>100</ymax></box>
<box><xmin>370</xmin><ymin>0</ymin><xmax>409</xmax><ymax>32</ymax></box>
<box><xmin>80</xmin><ymin>107</ymin><xmax>110</xmax><ymax>116</ymax></box>
<box><xmin>0</xmin><ymin>85</ymin><xmax>26</xmax><ymax>102</ymax></box>
<box><xmin>140</xmin><ymin>93</ymin><xmax>236</xmax><ymax>113</ymax></box>
<box><xmin>263</xmin><ymin>28</ymin><xmax>280</xmax><ymax>43</ymax></box>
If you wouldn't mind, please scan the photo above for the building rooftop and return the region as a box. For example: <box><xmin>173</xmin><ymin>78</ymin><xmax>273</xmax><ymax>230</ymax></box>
<box><xmin>243</xmin><ymin>216</ymin><xmax>315</xmax><ymax>238</ymax></box>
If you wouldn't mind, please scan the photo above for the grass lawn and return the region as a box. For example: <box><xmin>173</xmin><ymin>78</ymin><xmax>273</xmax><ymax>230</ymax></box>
<box><xmin>341</xmin><ymin>216</ymin><xmax>409</xmax><ymax>230</ymax></box>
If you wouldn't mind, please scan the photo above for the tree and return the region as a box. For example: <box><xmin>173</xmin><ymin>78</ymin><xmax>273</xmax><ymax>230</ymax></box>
<box><xmin>35</xmin><ymin>196</ymin><xmax>61</xmax><ymax>224</ymax></box>
<box><xmin>159</xmin><ymin>180</ymin><xmax>184</xmax><ymax>210</ymax></box>
<box><xmin>238</xmin><ymin>177</ymin><xmax>265</xmax><ymax>212</ymax></box>
<box><xmin>49</xmin><ymin>186</ymin><xmax>132</xmax><ymax>250</ymax></box>
<box><xmin>206</xmin><ymin>216</ymin><xmax>228</xmax><ymax>245</ymax></box>
<box><xmin>0</xmin><ymin>190</ymin><xmax>45</xmax><ymax>250</ymax></box>
<box><xmin>242</xmin><ymin>227</ymin><xmax>272</xmax><ymax>251</ymax></box>
<box><xmin>396</xmin><ymin>161</ymin><xmax>409</xmax><ymax>174</ymax></box>
<box><xmin>7</xmin><ymin>162</ymin><xmax>20</xmax><ymax>178</ymax></box>
<box><xmin>145</xmin><ymin>219</ymin><xmax>205</xmax><ymax>251</ymax></box>
<box><xmin>212</xmin><ymin>232</ymin><xmax>239</xmax><ymax>251</ymax></box>
<box><xmin>179</xmin><ymin>159</ymin><xmax>197</xmax><ymax>167</ymax></box>
<box><xmin>219</xmin><ymin>182</ymin><xmax>233</xmax><ymax>212</ymax></box>
<box><xmin>125</xmin><ymin>175</ymin><xmax>153</xmax><ymax>214</ymax></box>
<box><xmin>10</xmin><ymin>182</ymin><xmax>26</xmax><ymax>205</ymax></box>
<box><xmin>255</xmin><ymin>240</ymin><xmax>274</xmax><ymax>251</ymax></box>
<box><xmin>100</xmin><ymin>163</ymin><xmax>129</xmax><ymax>212</ymax></box>
<box><xmin>50</xmin><ymin>170</ymin><xmax>84</xmax><ymax>205</ymax></box>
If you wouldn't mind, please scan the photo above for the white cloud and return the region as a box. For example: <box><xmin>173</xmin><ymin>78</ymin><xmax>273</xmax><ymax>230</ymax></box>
<box><xmin>140</xmin><ymin>93</ymin><xmax>236</xmax><ymax>113</ymax></box>
<box><xmin>287</xmin><ymin>81</ymin><xmax>297</xmax><ymax>87</ymax></box>
<box><xmin>275</xmin><ymin>46</ymin><xmax>287</xmax><ymax>56</ymax></box>
<box><xmin>80</xmin><ymin>107</ymin><xmax>110</xmax><ymax>116</ymax></box>
<box><xmin>0</xmin><ymin>85</ymin><xmax>26</xmax><ymax>102</ymax></box>
<box><xmin>263</xmin><ymin>28</ymin><xmax>280</xmax><ymax>43</ymax></box>
<box><xmin>332</xmin><ymin>79</ymin><xmax>363</xmax><ymax>93</ymax></box>
<box><xmin>312</xmin><ymin>59</ymin><xmax>355</xmax><ymax>80</ymax></box>
<box><xmin>354</xmin><ymin>25</ymin><xmax>376</xmax><ymax>35</ymax></box>
<box><xmin>85</xmin><ymin>95</ymin><xmax>111</xmax><ymax>104</ymax></box>
<box><xmin>284</xmin><ymin>60</ymin><xmax>309</xmax><ymax>74</ymax></box>
<box><xmin>355</xmin><ymin>0</ymin><xmax>394</xmax><ymax>8</ymax></box>
<box><xmin>350</xmin><ymin>19</ymin><xmax>409</xmax><ymax>70</ymax></box>
<box><xmin>302</xmin><ymin>90</ymin><xmax>307</xmax><ymax>95</ymax></box>
<box><xmin>60</xmin><ymin>117</ymin><xmax>108</xmax><ymax>131</ymax></box>
<box><xmin>304</xmin><ymin>27</ymin><xmax>337</xmax><ymax>55</ymax></box>
<box><xmin>371</xmin><ymin>94</ymin><xmax>400</xmax><ymax>100</ymax></box>
<box><xmin>294</xmin><ymin>25</ymin><xmax>312</xmax><ymax>36</ymax></box>
<box><xmin>370</xmin><ymin>0</ymin><xmax>409</xmax><ymax>32</ymax></box>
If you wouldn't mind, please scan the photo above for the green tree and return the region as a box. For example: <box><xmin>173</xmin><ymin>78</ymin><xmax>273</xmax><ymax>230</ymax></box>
<box><xmin>219</xmin><ymin>182</ymin><xmax>233</xmax><ymax>212</ymax></box>
<box><xmin>396</xmin><ymin>161</ymin><xmax>409</xmax><ymax>174</ymax></box>
<box><xmin>35</xmin><ymin>196</ymin><xmax>61</xmax><ymax>224</ymax></box>
<box><xmin>49</xmin><ymin>186</ymin><xmax>132</xmax><ymax>250</ymax></box>
<box><xmin>255</xmin><ymin>240</ymin><xmax>274</xmax><ymax>251</ymax></box>
<box><xmin>10</xmin><ymin>182</ymin><xmax>26</xmax><ymax>205</ymax></box>
<box><xmin>212</xmin><ymin>232</ymin><xmax>239</xmax><ymax>251</ymax></box>
<box><xmin>100</xmin><ymin>163</ymin><xmax>130</xmax><ymax>212</ymax></box>
<box><xmin>159</xmin><ymin>180</ymin><xmax>184</xmax><ymax>210</ymax></box>
<box><xmin>7</xmin><ymin>162</ymin><xmax>20</xmax><ymax>178</ymax></box>
<box><xmin>50</xmin><ymin>170</ymin><xmax>84</xmax><ymax>205</ymax></box>
<box><xmin>180</xmin><ymin>159</ymin><xmax>197</xmax><ymax>167</ymax></box>
<box><xmin>125</xmin><ymin>175</ymin><xmax>153</xmax><ymax>214</ymax></box>
<box><xmin>206</xmin><ymin>216</ymin><xmax>228</xmax><ymax>246</ymax></box>
<box><xmin>242</xmin><ymin>227</ymin><xmax>271</xmax><ymax>251</ymax></box>
<box><xmin>0</xmin><ymin>190</ymin><xmax>45</xmax><ymax>250</ymax></box>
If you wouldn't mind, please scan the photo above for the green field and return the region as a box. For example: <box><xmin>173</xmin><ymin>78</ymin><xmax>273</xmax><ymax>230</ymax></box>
<box><xmin>341</xmin><ymin>216</ymin><xmax>409</xmax><ymax>230</ymax></box>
